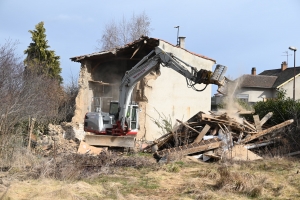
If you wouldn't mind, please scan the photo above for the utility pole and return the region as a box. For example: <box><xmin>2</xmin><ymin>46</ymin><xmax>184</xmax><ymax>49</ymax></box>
<box><xmin>289</xmin><ymin>46</ymin><xmax>297</xmax><ymax>101</ymax></box>
<box><xmin>174</xmin><ymin>26</ymin><xmax>179</xmax><ymax>46</ymax></box>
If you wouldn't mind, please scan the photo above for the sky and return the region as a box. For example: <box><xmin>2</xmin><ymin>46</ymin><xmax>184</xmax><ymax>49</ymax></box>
<box><xmin>1</xmin><ymin>0</ymin><xmax>300</xmax><ymax>94</ymax></box>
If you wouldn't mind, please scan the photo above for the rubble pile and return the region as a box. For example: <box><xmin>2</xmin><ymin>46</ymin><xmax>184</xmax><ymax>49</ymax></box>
<box><xmin>143</xmin><ymin>111</ymin><xmax>294</xmax><ymax>162</ymax></box>
<box><xmin>23</xmin><ymin>124</ymin><xmax>158</xmax><ymax>180</ymax></box>
<box><xmin>35</xmin><ymin>124</ymin><xmax>79</xmax><ymax>157</ymax></box>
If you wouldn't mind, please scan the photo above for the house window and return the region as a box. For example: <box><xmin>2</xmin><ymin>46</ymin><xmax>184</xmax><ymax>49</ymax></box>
<box><xmin>236</xmin><ymin>94</ymin><xmax>249</xmax><ymax>103</ymax></box>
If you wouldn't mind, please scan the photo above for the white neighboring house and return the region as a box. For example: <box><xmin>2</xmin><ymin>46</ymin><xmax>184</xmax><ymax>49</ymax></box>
<box><xmin>234</xmin><ymin>61</ymin><xmax>300</xmax><ymax>104</ymax></box>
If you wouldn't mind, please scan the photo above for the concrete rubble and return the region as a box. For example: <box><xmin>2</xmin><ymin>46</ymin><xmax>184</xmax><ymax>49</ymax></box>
<box><xmin>142</xmin><ymin>111</ymin><xmax>294</xmax><ymax>162</ymax></box>
<box><xmin>33</xmin><ymin>123</ymin><xmax>79</xmax><ymax>156</ymax></box>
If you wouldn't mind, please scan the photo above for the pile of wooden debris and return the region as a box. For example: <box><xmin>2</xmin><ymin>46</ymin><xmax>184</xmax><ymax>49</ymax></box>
<box><xmin>143</xmin><ymin>111</ymin><xmax>294</xmax><ymax>162</ymax></box>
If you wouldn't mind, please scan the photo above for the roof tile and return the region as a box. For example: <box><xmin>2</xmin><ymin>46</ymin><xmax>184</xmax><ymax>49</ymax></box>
<box><xmin>259</xmin><ymin>67</ymin><xmax>300</xmax><ymax>88</ymax></box>
<box><xmin>238</xmin><ymin>75</ymin><xmax>277</xmax><ymax>88</ymax></box>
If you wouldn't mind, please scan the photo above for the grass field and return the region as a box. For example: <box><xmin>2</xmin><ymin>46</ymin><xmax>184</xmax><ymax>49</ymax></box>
<box><xmin>1</xmin><ymin>153</ymin><xmax>300</xmax><ymax>200</ymax></box>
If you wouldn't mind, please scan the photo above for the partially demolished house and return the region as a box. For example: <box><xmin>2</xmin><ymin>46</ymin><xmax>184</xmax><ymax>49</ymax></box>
<box><xmin>70</xmin><ymin>36</ymin><xmax>216</xmax><ymax>141</ymax></box>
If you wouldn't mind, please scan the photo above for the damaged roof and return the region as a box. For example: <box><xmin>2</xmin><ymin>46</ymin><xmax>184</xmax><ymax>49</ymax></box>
<box><xmin>259</xmin><ymin>67</ymin><xmax>300</xmax><ymax>88</ymax></box>
<box><xmin>70</xmin><ymin>36</ymin><xmax>216</xmax><ymax>63</ymax></box>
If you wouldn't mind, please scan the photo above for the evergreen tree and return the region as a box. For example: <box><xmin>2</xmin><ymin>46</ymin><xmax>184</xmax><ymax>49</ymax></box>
<box><xmin>24</xmin><ymin>21</ymin><xmax>63</xmax><ymax>83</ymax></box>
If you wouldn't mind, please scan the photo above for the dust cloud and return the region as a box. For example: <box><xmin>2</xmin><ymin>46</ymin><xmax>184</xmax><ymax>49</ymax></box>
<box><xmin>218</xmin><ymin>76</ymin><xmax>254</xmax><ymax>123</ymax></box>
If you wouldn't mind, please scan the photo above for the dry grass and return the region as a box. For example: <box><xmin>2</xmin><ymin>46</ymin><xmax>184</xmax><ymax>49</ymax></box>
<box><xmin>4</xmin><ymin>179</ymin><xmax>105</xmax><ymax>200</ymax></box>
<box><xmin>2</xmin><ymin>151</ymin><xmax>300</xmax><ymax>199</ymax></box>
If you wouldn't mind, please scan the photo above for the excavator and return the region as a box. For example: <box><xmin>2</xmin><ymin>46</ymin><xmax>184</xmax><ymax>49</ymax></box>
<box><xmin>83</xmin><ymin>46</ymin><xmax>228</xmax><ymax>148</ymax></box>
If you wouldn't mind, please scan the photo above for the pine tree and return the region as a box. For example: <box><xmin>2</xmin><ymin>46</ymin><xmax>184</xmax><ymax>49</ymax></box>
<box><xmin>24</xmin><ymin>21</ymin><xmax>63</xmax><ymax>83</ymax></box>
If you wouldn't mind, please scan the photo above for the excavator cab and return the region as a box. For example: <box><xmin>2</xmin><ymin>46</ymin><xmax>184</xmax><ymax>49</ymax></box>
<box><xmin>109</xmin><ymin>101</ymin><xmax>139</xmax><ymax>130</ymax></box>
<box><xmin>128</xmin><ymin>105</ymin><xmax>138</xmax><ymax>130</ymax></box>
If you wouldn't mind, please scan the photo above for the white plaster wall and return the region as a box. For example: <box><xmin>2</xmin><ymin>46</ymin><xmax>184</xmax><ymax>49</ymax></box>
<box><xmin>236</xmin><ymin>88</ymin><xmax>274</xmax><ymax>103</ymax></box>
<box><xmin>279</xmin><ymin>76</ymin><xmax>300</xmax><ymax>100</ymax></box>
<box><xmin>143</xmin><ymin>41</ymin><xmax>215</xmax><ymax>140</ymax></box>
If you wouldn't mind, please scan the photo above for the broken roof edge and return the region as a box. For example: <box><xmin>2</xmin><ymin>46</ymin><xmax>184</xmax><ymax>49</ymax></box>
<box><xmin>70</xmin><ymin>36</ymin><xmax>216</xmax><ymax>63</ymax></box>
<box><xmin>70</xmin><ymin>50</ymin><xmax>115</xmax><ymax>62</ymax></box>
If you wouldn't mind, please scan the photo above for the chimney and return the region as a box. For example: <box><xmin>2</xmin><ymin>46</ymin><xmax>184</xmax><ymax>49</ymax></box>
<box><xmin>281</xmin><ymin>61</ymin><xmax>287</xmax><ymax>71</ymax></box>
<box><xmin>179</xmin><ymin>37</ymin><xmax>186</xmax><ymax>48</ymax></box>
<box><xmin>251</xmin><ymin>67</ymin><xmax>256</xmax><ymax>75</ymax></box>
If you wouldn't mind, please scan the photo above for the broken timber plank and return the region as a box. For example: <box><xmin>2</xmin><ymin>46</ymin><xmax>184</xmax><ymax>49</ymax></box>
<box><xmin>176</xmin><ymin>119</ymin><xmax>202</xmax><ymax>135</ymax></box>
<box><xmin>260</xmin><ymin>112</ymin><xmax>273</xmax><ymax>126</ymax></box>
<box><xmin>237</xmin><ymin>132</ymin><xmax>244</xmax><ymax>143</ymax></box>
<box><xmin>237</xmin><ymin>111</ymin><xmax>255</xmax><ymax>115</ymax></box>
<box><xmin>253</xmin><ymin>115</ymin><xmax>262</xmax><ymax>132</ymax></box>
<box><xmin>241</xmin><ymin>119</ymin><xmax>294</xmax><ymax>144</ymax></box>
<box><xmin>243</xmin><ymin>118</ymin><xmax>257</xmax><ymax>132</ymax></box>
<box><xmin>204</xmin><ymin>151</ymin><xmax>221</xmax><ymax>159</ymax></box>
<box><xmin>130</xmin><ymin>44</ymin><xmax>143</xmax><ymax>59</ymax></box>
<box><xmin>218</xmin><ymin>123</ymin><xmax>226</xmax><ymax>132</ymax></box>
<box><xmin>194</xmin><ymin>124</ymin><xmax>211</xmax><ymax>143</ymax></box>
<box><xmin>154</xmin><ymin>138</ymin><xmax>221</xmax><ymax>158</ymax></box>
<box><xmin>142</xmin><ymin>133</ymin><xmax>172</xmax><ymax>152</ymax></box>
<box><xmin>286</xmin><ymin>151</ymin><xmax>300</xmax><ymax>156</ymax></box>
<box><xmin>199</xmin><ymin>113</ymin><xmax>245</xmax><ymax>131</ymax></box>
<box><xmin>187</xmin><ymin>122</ymin><xmax>201</xmax><ymax>126</ymax></box>
<box><xmin>88</xmin><ymin>80</ymin><xmax>112</xmax><ymax>85</ymax></box>
<box><xmin>244</xmin><ymin>137</ymin><xmax>280</xmax><ymax>149</ymax></box>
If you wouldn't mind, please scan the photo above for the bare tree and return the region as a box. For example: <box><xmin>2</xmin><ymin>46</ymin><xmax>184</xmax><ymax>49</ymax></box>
<box><xmin>128</xmin><ymin>12</ymin><xmax>151</xmax><ymax>42</ymax></box>
<box><xmin>59</xmin><ymin>73</ymin><xmax>79</xmax><ymax>122</ymax></box>
<box><xmin>0</xmin><ymin>40</ymin><xmax>79</xmax><ymax>167</ymax></box>
<box><xmin>98</xmin><ymin>12</ymin><xmax>152</xmax><ymax>51</ymax></box>
<box><xmin>0</xmin><ymin>40</ymin><xmax>65</xmax><ymax>136</ymax></box>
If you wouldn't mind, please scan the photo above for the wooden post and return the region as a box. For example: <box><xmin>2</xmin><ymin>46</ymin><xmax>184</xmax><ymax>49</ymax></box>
<box><xmin>253</xmin><ymin>115</ymin><xmax>262</xmax><ymax>132</ymax></box>
<box><xmin>27</xmin><ymin>118</ymin><xmax>36</xmax><ymax>150</ymax></box>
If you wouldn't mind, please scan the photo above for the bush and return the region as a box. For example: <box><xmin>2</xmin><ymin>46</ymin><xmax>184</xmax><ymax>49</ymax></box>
<box><xmin>254</xmin><ymin>89</ymin><xmax>300</xmax><ymax>125</ymax></box>
<box><xmin>253</xmin><ymin>88</ymin><xmax>300</xmax><ymax>152</ymax></box>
